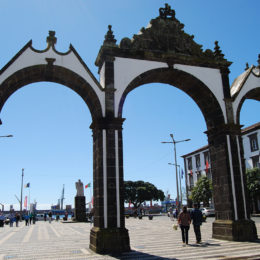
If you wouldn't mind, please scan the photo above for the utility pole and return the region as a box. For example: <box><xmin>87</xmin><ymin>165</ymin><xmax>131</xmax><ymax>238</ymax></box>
<box><xmin>20</xmin><ymin>168</ymin><xmax>24</xmax><ymax>217</ymax></box>
<box><xmin>162</xmin><ymin>134</ymin><xmax>190</xmax><ymax>211</ymax></box>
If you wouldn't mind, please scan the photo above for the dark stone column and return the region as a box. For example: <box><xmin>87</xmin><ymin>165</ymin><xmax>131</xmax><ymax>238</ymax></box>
<box><xmin>89</xmin><ymin>118</ymin><xmax>130</xmax><ymax>254</ymax></box>
<box><xmin>207</xmin><ymin>124</ymin><xmax>257</xmax><ymax>241</ymax></box>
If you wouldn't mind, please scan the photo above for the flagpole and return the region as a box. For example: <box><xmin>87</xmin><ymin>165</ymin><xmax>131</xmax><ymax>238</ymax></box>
<box><xmin>20</xmin><ymin>168</ymin><xmax>24</xmax><ymax>219</ymax></box>
<box><xmin>28</xmin><ymin>186</ymin><xmax>30</xmax><ymax>214</ymax></box>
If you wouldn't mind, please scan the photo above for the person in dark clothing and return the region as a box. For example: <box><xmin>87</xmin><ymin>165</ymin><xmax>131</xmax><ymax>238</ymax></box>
<box><xmin>15</xmin><ymin>213</ymin><xmax>20</xmax><ymax>227</ymax></box>
<box><xmin>190</xmin><ymin>204</ymin><xmax>203</xmax><ymax>243</ymax></box>
<box><xmin>178</xmin><ymin>206</ymin><xmax>191</xmax><ymax>246</ymax></box>
<box><xmin>48</xmin><ymin>211</ymin><xmax>52</xmax><ymax>223</ymax></box>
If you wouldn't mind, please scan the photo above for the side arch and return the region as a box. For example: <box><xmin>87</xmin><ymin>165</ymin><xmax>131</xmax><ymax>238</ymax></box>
<box><xmin>118</xmin><ymin>67</ymin><xmax>225</xmax><ymax>130</ymax></box>
<box><xmin>235</xmin><ymin>87</ymin><xmax>260</xmax><ymax>125</ymax></box>
<box><xmin>0</xmin><ymin>65</ymin><xmax>103</xmax><ymax>121</ymax></box>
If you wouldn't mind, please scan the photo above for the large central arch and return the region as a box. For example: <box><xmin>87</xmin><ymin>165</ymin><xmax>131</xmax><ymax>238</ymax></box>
<box><xmin>118</xmin><ymin>67</ymin><xmax>225</xmax><ymax>130</ymax></box>
<box><xmin>0</xmin><ymin>4</ymin><xmax>258</xmax><ymax>255</ymax></box>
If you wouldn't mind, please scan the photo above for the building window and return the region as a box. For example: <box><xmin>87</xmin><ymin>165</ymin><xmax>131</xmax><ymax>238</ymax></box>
<box><xmin>195</xmin><ymin>154</ymin><xmax>200</xmax><ymax>168</ymax></box>
<box><xmin>187</xmin><ymin>157</ymin><xmax>192</xmax><ymax>170</ymax></box>
<box><xmin>251</xmin><ymin>155</ymin><xmax>260</xmax><ymax>168</ymax></box>
<box><xmin>204</xmin><ymin>151</ymin><xmax>210</xmax><ymax>165</ymax></box>
<box><xmin>248</xmin><ymin>134</ymin><xmax>259</xmax><ymax>152</ymax></box>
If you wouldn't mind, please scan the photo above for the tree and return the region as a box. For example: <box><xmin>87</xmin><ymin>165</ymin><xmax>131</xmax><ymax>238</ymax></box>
<box><xmin>190</xmin><ymin>176</ymin><xmax>212</xmax><ymax>207</ymax></box>
<box><xmin>124</xmin><ymin>180</ymin><xmax>165</xmax><ymax>209</ymax></box>
<box><xmin>246</xmin><ymin>168</ymin><xmax>260</xmax><ymax>213</ymax></box>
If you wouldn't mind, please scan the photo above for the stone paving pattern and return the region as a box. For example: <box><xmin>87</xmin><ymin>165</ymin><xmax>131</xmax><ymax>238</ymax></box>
<box><xmin>0</xmin><ymin>216</ymin><xmax>259</xmax><ymax>260</ymax></box>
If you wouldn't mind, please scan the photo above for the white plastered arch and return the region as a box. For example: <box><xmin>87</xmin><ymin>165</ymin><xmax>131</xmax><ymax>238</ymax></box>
<box><xmin>233</xmin><ymin>73</ymin><xmax>260</xmax><ymax>124</ymax></box>
<box><xmin>109</xmin><ymin>57</ymin><xmax>226</xmax><ymax>122</ymax></box>
<box><xmin>0</xmin><ymin>46</ymin><xmax>105</xmax><ymax>116</ymax></box>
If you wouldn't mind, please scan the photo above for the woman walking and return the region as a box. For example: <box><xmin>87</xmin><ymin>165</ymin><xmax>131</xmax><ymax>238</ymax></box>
<box><xmin>178</xmin><ymin>206</ymin><xmax>191</xmax><ymax>246</ymax></box>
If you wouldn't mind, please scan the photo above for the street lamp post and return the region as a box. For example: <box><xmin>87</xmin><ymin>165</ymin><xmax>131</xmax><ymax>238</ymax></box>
<box><xmin>162</xmin><ymin>134</ymin><xmax>190</xmax><ymax>211</ymax></box>
<box><xmin>168</xmin><ymin>163</ymin><xmax>182</xmax><ymax>208</ymax></box>
<box><xmin>0</xmin><ymin>134</ymin><xmax>13</xmax><ymax>214</ymax></box>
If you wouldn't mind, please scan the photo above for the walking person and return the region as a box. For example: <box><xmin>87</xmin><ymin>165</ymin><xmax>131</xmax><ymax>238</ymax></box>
<box><xmin>29</xmin><ymin>213</ymin><xmax>33</xmax><ymax>225</ymax></box>
<box><xmin>190</xmin><ymin>203</ymin><xmax>203</xmax><ymax>244</ymax></box>
<box><xmin>15</xmin><ymin>213</ymin><xmax>20</xmax><ymax>227</ymax></box>
<box><xmin>178</xmin><ymin>206</ymin><xmax>191</xmax><ymax>246</ymax></box>
<box><xmin>48</xmin><ymin>211</ymin><xmax>52</xmax><ymax>223</ymax></box>
<box><xmin>9</xmin><ymin>213</ymin><xmax>14</xmax><ymax>227</ymax></box>
<box><xmin>25</xmin><ymin>214</ymin><xmax>29</xmax><ymax>226</ymax></box>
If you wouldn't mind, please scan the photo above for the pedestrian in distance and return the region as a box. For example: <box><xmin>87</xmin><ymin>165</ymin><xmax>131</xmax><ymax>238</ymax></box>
<box><xmin>48</xmin><ymin>211</ymin><xmax>52</xmax><ymax>223</ymax></box>
<box><xmin>190</xmin><ymin>203</ymin><xmax>203</xmax><ymax>244</ymax></box>
<box><xmin>15</xmin><ymin>213</ymin><xmax>20</xmax><ymax>227</ymax></box>
<box><xmin>29</xmin><ymin>213</ymin><xmax>33</xmax><ymax>225</ymax></box>
<box><xmin>44</xmin><ymin>212</ymin><xmax>47</xmax><ymax>222</ymax></box>
<box><xmin>32</xmin><ymin>213</ymin><xmax>36</xmax><ymax>224</ymax></box>
<box><xmin>9</xmin><ymin>213</ymin><xmax>14</xmax><ymax>227</ymax></box>
<box><xmin>174</xmin><ymin>208</ymin><xmax>179</xmax><ymax>219</ymax></box>
<box><xmin>178</xmin><ymin>206</ymin><xmax>191</xmax><ymax>246</ymax></box>
<box><xmin>24</xmin><ymin>215</ymin><xmax>29</xmax><ymax>226</ymax></box>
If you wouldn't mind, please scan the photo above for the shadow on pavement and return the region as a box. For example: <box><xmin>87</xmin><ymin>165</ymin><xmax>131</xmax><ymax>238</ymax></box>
<box><xmin>111</xmin><ymin>250</ymin><xmax>178</xmax><ymax>260</ymax></box>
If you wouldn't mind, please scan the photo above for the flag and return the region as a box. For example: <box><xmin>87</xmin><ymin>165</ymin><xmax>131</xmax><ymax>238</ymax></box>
<box><xmin>205</xmin><ymin>160</ymin><xmax>209</xmax><ymax>173</ymax></box>
<box><xmin>85</xmin><ymin>182</ymin><xmax>91</xmax><ymax>189</ymax></box>
<box><xmin>24</xmin><ymin>183</ymin><xmax>30</xmax><ymax>188</ymax></box>
<box><xmin>181</xmin><ymin>168</ymin><xmax>184</xmax><ymax>179</ymax></box>
<box><xmin>24</xmin><ymin>196</ymin><xmax>27</xmax><ymax>208</ymax></box>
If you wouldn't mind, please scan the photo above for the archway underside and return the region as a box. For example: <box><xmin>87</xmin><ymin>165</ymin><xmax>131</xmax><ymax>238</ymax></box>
<box><xmin>0</xmin><ymin>65</ymin><xmax>103</xmax><ymax>121</ymax></box>
<box><xmin>236</xmin><ymin>87</ymin><xmax>260</xmax><ymax>125</ymax></box>
<box><xmin>119</xmin><ymin>68</ymin><xmax>225</xmax><ymax>131</ymax></box>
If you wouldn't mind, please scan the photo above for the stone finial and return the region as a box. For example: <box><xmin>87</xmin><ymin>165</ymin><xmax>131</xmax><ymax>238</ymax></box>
<box><xmin>103</xmin><ymin>25</ymin><xmax>117</xmax><ymax>46</ymax></box>
<box><xmin>257</xmin><ymin>54</ymin><xmax>260</xmax><ymax>68</ymax></box>
<box><xmin>214</xmin><ymin>41</ymin><xmax>224</xmax><ymax>59</ymax></box>
<box><xmin>159</xmin><ymin>3</ymin><xmax>175</xmax><ymax>19</ymax></box>
<box><xmin>46</xmin><ymin>31</ymin><xmax>57</xmax><ymax>47</ymax></box>
<box><xmin>245</xmin><ymin>62</ymin><xmax>249</xmax><ymax>70</ymax></box>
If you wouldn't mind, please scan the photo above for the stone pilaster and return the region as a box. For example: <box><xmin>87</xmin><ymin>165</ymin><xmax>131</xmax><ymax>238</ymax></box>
<box><xmin>89</xmin><ymin>118</ymin><xmax>130</xmax><ymax>254</ymax></box>
<box><xmin>206</xmin><ymin>124</ymin><xmax>257</xmax><ymax>241</ymax></box>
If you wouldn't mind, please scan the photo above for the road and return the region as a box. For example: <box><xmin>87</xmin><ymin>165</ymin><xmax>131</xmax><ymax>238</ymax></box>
<box><xmin>0</xmin><ymin>216</ymin><xmax>259</xmax><ymax>259</ymax></box>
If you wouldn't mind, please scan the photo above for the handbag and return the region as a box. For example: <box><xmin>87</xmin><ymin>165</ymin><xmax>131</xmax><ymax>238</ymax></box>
<box><xmin>173</xmin><ymin>224</ymin><xmax>178</xmax><ymax>230</ymax></box>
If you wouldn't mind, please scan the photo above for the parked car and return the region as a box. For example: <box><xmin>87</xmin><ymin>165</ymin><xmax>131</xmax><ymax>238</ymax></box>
<box><xmin>200</xmin><ymin>207</ymin><xmax>215</xmax><ymax>217</ymax></box>
<box><xmin>36</xmin><ymin>214</ymin><xmax>45</xmax><ymax>221</ymax></box>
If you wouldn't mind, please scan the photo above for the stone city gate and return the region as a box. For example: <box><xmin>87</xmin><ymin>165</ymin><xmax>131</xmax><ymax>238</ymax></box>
<box><xmin>0</xmin><ymin>4</ymin><xmax>258</xmax><ymax>254</ymax></box>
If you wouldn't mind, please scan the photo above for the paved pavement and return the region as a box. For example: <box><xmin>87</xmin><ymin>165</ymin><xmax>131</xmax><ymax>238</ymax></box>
<box><xmin>0</xmin><ymin>216</ymin><xmax>260</xmax><ymax>260</ymax></box>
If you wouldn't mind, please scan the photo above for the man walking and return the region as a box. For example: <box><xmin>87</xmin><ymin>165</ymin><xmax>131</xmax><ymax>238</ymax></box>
<box><xmin>190</xmin><ymin>204</ymin><xmax>203</xmax><ymax>243</ymax></box>
<box><xmin>48</xmin><ymin>211</ymin><xmax>52</xmax><ymax>223</ymax></box>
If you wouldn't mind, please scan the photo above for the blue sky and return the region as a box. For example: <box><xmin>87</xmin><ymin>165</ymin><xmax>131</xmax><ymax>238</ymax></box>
<box><xmin>0</xmin><ymin>0</ymin><xmax>259</xmax><ymax>210</ymax></box>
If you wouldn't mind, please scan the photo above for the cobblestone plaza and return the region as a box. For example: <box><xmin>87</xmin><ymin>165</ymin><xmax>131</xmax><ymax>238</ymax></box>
<box><xmin>0</xmin><ymin>216</ymin><xmax>259</xmax><ymax>260</ymax></box>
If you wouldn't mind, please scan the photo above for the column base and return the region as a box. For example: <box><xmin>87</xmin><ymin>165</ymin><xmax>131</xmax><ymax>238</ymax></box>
<box><xmin>213</xmin><ymin>219</ymin><xmax>258</xmax><ymax>241</ymax></box>
<box><xmin>89</xmin><ymin>227</ymin><xmax>130</xmax><ymax>254</ymax></box>
<box><xmin>74</xmin><ymin>196</ymin><xmax>86</xmax><ymax>222</ymax></box>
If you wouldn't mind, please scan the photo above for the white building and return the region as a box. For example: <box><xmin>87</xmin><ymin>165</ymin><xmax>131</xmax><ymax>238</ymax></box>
<box><xmin>182</xmin><ymin>122</ymin><xmax>260</xmax><ymax>209</ymax></box>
